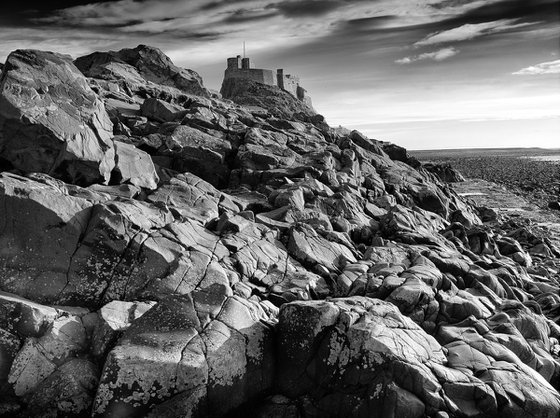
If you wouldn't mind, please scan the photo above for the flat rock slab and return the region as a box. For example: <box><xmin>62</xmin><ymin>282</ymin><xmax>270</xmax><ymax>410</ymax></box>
<box><xmin>453</xmin><ymin>179</ymin><xmax>537</xmax><ymax>213</ymax></box>
<box><xmin>453</xmin><ymin>179</ymin><xmax>560</xmax><ymax>252</ymax></box>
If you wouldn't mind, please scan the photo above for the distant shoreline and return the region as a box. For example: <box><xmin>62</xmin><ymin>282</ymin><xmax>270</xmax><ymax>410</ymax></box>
<box><xmin>412</xmin><ymin>148</ymin><xmax>560</xmax><ymax>210</ymax></box>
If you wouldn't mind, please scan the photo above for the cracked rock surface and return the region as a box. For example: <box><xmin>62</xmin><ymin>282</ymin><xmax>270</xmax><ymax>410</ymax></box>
<box><xmin>1</xmin><ymin>46</ymin><xmax>560</xmax><ymax>417</ymax></box>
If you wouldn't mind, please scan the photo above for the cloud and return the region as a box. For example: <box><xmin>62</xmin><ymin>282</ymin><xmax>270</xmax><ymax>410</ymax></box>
<box><xmin>223</xmin><ymin>8</ymin><xmax>279</xmax><ymax>23</ymax></box>
<box><xmin>271</xmin><ymin>0</ymin><xmax>343</xmax><ymax>17</ymax></box>
<box><xmin>34</xmin><ymin>0</ymin><xmax>221</xmax><ymax>27</ymax></box>
<box><xmin>429</xmin><ymin>0</ymin><xmax>488</xmax><ymax>10</ymax></box>
<box><xmin>513</xmin><ymin>59</ymin><xmax>560</xmax><ymax>75</ymax></box>
<box><xmin>395</xmin><ymin>47</ymin><xmax>459</xmax><ymax>64</ymax></box>
<box><xmin>450</xmin><ymin>0</ymin><xmax>560</xmax><ymax>26</ymax></box>
<box><xmin>415</xmin><ymin>18</ymin><xmax>535</xmax><ymax>46</ymax></box>
<box><xmin>0</xmin><ymin>26</ymin><xmax>127</xmax><ymax>62</ymax></box>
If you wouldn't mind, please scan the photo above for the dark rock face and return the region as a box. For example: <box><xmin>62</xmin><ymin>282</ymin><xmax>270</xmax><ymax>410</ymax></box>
<box><xmin>382</xmin><ymin>142</ymin><xmax>409</xmax><ymax>162</ymax></box>
<box><xmin>1</xmin><ymin>45</ymin><xmax>560</xmax><ymax>417</ymax></box>
<box><xmin>0</xmin><ymin>50</ymin><xmax>115</xmax><ymax>185</ymax></box>
<box><xmin>424</xmin><ymin>162</ymin><xmax>466</xmax><ymax>183</ymax></box>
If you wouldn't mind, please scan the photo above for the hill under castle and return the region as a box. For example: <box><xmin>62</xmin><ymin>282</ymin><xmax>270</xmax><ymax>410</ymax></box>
<box><xmin>220</xmin><ymin>54</ymin><xmax>313</xmax><ymax>109</ymax></box>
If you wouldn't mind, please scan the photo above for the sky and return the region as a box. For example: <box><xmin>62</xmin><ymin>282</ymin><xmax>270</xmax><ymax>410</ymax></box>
<box><xmin>1</xmin><ymin>0</ymin><xmax>559</xmax><ymax>150</ymax></box>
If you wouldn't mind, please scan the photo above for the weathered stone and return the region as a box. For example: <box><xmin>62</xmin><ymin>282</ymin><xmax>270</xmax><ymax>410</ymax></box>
<box><xmin>423</xmin><ymin>163</ymin><xmax>465</xmax><ymax>183</ymax></box>
<box><xmin>92</xmin><ymin>300</ymin><xmax>156</xmax><ymax>358</ymax></box>
<box><xmin>277</xmin><ymin>297</ymin><xmax>447</xmax><ymax>415</ymax></box>
<box><xmin>231</xmin><ymin>222</ymin><xmax>329</xmax><ymax>299</ymax></box>
<box><xmin>0</xmin><ymin>329</ymin><xmax>20</xmax><ymax>390</ymax></box>
<box><xmin>237</xmin><ymin>128</ymin><xmax>298</xmax><ymax>171</ymax></box>
<box><xmin>22</xmin><ymin>359</ymin><xmax>98</xmax><ymax>416</ymax></box>
<box><xmin>93</xmin><ymin>295</ymin><xmax>274</xmax><ymax>417</ymax></box>
<box><xmin>287</xmin><ymin>224</ymin><xmax>356</xmax><ymax>273</ymax></box>
<box><xmin>0</xmin><ymin>173</ymin><xmax>94</xmax><ymax>302</ymax></box>
<box><xmin>147</xmin><ymin>172</ymin><xmax>221</xmax><ymax>223</ymax></box>
<box><xmin>0</xmin><ymin>49</ymin><xmax>115</xmax><ymax>185</ymax></box>
<box><xmin>160</xmin><ymin>125</ymin><xmax>232</xmax><ymax>186</ymax></box>
<box><xmin>141</xmin><ymin>97</ymin><xmax>187</xmax><ymax>122</ymax></box>
<box><xmin>113</xmin><ymin>141</ymin><xmax>159</xmax><ymax>189</ymax></box>
<box><xmin>8</xmin><ymin>340</ymin><xmax>57</xmax><ymax>396</ymax></box>
<box><xmin>76</xmin><ymin>44</ymin><xmax>210</xmax><ymax>101</ymax></box>
<box><xmin>0</xmin><ymin>292</ymin><xmax>59</xmax><ymax>338</ymax></box>
<box><xmin>7</xmin><ymin>310</ymin><xmax>89</xmax><ymax>398</ymax></box>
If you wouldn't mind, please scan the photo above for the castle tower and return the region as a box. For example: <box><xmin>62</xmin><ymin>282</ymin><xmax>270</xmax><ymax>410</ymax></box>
<box><xmin>227</xmin><ymin>55</ymin><xmax>241</xmax><ymax>70</ymax></box>
<box><xmin>241</xmin><ymin>57</ymin><xmax>251</xmax><ymax>69</ymax></box>
<box><xmin>277</xmin><ymin>69</ymin><xmax>284</xmax><ymax>89</ymax></box>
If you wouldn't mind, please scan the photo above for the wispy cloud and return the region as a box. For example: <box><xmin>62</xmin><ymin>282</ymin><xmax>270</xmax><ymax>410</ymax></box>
<box><xmin>513</xmin><ymin>59</ymin><xmax>560</xmax><ymax>75</ymax></box>
<box><xmin>0</xmin><ymin>26</ymin><xmax>127</xmax><ymax>61</ymax></box>
<box><xmin>36</xmin><ymin>0</ymin><xmax>214</xmax><ymax>27</ymax></box>
<box><xmin>415</xmin><ymin>19</ymin><xmax>536</xmax><ymax>46</ymax></box>
<box><xmin>395</xmin><ymin>47</ymin><xmax>459</xmax><ymax>64</ymax></box>
<box><xmin>1</xmin><ymin>0</ymin><xmax>557</xmax><ymax>151</ymax></box>
<box><xmin>269</xmin><ymin>0</ymin><xmax>343</xmax><ymax>17</ymax></box>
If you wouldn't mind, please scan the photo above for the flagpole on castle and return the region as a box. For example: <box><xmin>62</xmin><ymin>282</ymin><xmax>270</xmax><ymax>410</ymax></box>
<box><xmin>243</xmin><ymin>42</ymin><xmax>246</xmax><ymax>58</ymax></box>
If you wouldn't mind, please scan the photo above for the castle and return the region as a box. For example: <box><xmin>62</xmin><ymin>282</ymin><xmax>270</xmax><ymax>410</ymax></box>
<box><xmin>223</xmin><ymin>55</ymin><xmax>312</xmax><ymax>107</ymax></box>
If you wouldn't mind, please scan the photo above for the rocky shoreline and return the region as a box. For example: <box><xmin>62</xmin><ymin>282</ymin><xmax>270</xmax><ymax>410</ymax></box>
<box><xmin>1</xmin><ymin>45</ymin><xmax>560</xmax><ymax>417</ymax></box>
<box><xmin>412</xmin><ymin>149</ymin><xmax>560</xmax><ymax>212</ymax></box>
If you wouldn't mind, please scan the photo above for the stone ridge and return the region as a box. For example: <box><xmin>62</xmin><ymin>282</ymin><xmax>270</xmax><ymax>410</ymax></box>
<box><xmin>0</xmin><ymin>45</ymin><xmax>560</xmax><ymax>418</ymax></box>
<box><xmin>75</xmin><ymin>44</ymin><xmax>210</xmax><ymax>104</ymax></box>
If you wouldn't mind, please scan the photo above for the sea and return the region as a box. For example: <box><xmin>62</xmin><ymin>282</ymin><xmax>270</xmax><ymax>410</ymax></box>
<box><xmin>526</xmin><ymin>155</ymin><xmax>560</xmax><ymax>163</ymax></box>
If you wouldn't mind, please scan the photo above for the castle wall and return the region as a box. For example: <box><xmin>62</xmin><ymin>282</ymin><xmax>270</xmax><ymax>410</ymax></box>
<box><xmin>278</xmin><ymin>74</ymin><xmax>299</xmax><ymax>98</ymax></box>
<box><xmin>223</xmin><ymin>57</ymin><xmax>311</xmax><ymax>108</ymax></box>
<box><xmin>224</xmin><ymin>68</ymin><xmax>276</xmax><ymax>86</ymax></box>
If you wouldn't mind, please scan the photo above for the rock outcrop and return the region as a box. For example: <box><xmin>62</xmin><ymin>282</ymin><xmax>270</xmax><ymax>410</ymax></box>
<box><xmin>1</xmin><ymin>45</ymin><xmax>560</xmax><ymax>418</ymax></box>
<box><xmin>221</xmin><ymin>77</ymin><xmax>316</xmax><ymax>120</ymax></box>
<box><xmin>75</xmin><ymin>44</ymin><xmax>210</xmax><ymax>106</ymax></box>
<box><xmin>0</xmin><ymin>50</ymin><xmax>115</xmax><ymax>185</ymax></box>
<box><xmin>424</xmin><ymin>162</ymin><xmax>466</xmax><ymax>183</ymax></box>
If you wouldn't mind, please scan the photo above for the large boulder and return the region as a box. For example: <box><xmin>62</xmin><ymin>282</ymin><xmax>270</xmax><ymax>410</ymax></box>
<box><xmin>147</xmin><ymin>172</ymin><xmax>222</xmax><ymax>224</ymax></box>
<box><xmin>287</xmin><ymin>224</ymin><xmax>357</xmax><ymax>274</ymax></box>
<box><xmin>0</xmin><ymin>292</ymin><xmax>98</xmax><ymax>416</ymax></box>
<box><xmin>158</xmin><ymin>125</ymin><xmax>233</xmax><ymax>187</ymax></box>
<box><xmin>224</xmin><ymin>217</ymin><xmax>330</xmax><ymax>302</ymax></box>
<box><xmin>140</xmin><ymin>97</ymin><xmax>187</xmax><ymax>123</ymax></box>
<box><xmin>277</xmin><ymin>297</ymin><xmax>448</xmax><ymax>416</ymax></box>
<box><xmin>112</xmin><ymin>141</ymin><xmax>159</xmax><ymax>190</ymax></box>
<box><xmin>277</xmin><ymin>297</ymin><xmax>560</xmax><ymax>417</ymax></box>
<box><xmin>0</xmin><ymin>170</ymin><xmax>235</xmax><ymax>308</ymax></box>
<box><xmin>93</xmin><ymin>295</ymin><xmax>274</xmax><ymax>417</ymax></box>
<box><xmin>0</xmin><ymin>172</ymin><xmax>166</xmax><ymax>306</ymax></box>
<box><xmin>0</xmin><ymin>173</ymin><xmax>97</xmax><ymax>301</ymax></box>
<box><xmin>0</xmin><ymin>49</ymin><xmax>115</xmax><ymax>185</ymax></box>
<box><xmin>236</xmin><ymin>127</ymin><xmax>299</xmax><ymax>171</ymax></box>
